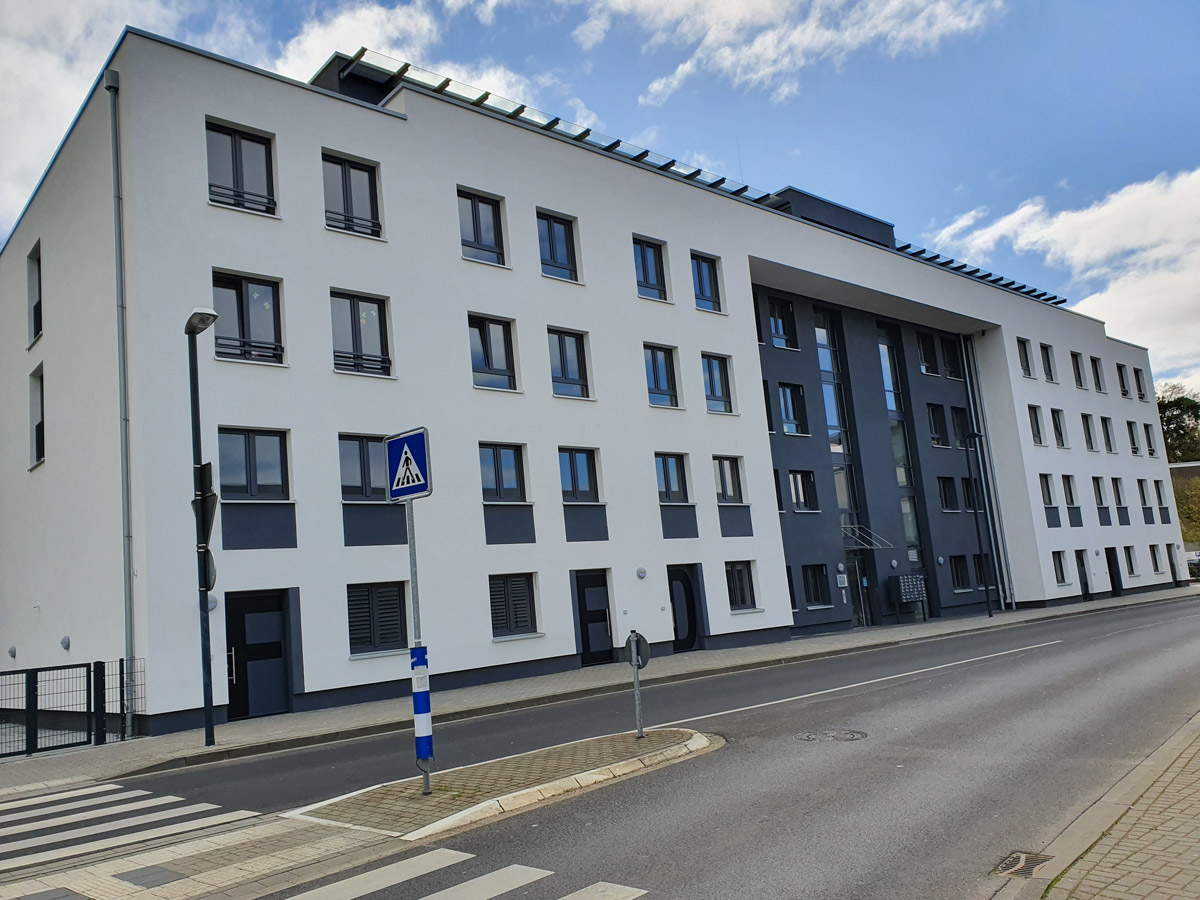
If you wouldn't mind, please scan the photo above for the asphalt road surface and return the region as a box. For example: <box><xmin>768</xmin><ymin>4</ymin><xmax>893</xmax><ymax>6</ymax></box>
<box><xmin>131</xmin><ymin>598</ymin><xmax>1200</xmax><ymax>899</ymax></box>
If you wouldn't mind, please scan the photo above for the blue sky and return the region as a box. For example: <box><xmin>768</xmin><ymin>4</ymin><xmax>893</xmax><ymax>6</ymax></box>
<box><xmin>4</xmin><ymin>1</ymin><xmax>1199</xmax><ymax>386</ymax></box>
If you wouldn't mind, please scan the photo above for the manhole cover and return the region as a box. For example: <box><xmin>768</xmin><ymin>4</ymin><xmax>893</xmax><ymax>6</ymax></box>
<box><xmin>793</xmin><ymin>729</ymin><xmax>867</xmax><ymax>743</ymax></box>
<box><xmin>991</xmin><ymin>851</ymin><xmax>1053</xmax><ymax>879</ymax></box>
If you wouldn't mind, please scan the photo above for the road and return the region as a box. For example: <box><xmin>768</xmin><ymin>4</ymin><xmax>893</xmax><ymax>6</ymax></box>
<box><xmin>128</xmin><ymin>598</ymin><xmax>1200</xmax><ymax>899</ymax></box>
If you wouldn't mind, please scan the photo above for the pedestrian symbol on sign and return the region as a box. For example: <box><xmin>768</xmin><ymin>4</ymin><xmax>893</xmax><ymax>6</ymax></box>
<box><xmin>393</xmin><ymin>443</ymin><xmax>425</xmax><ymax>491</ymax></box>
<box><xmin>385</xmin><ymin>427</ymin><xmax>432</xmax><ymax>503</ymax></box>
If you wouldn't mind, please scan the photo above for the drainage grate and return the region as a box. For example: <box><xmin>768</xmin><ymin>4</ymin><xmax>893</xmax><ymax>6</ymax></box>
<box><xmin>794</xmin><ymin>729</ymin><xmax>868</xmax><ymax>743</ymax></box>
<box><xmin>992</xmin><ymin>851</ymin><xmax>1053</xmax><ymax>879</ymax></box>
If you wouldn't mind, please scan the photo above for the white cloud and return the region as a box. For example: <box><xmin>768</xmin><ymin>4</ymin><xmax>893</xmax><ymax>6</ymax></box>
<box><xmin>568</xmin><ymin>0</ymin><xmax>1005</xmax><ymax>105</ymax></box>
<box><xmin>441</xmin><ymin>0</ymin><xmax>514</xmax><ymax>25</ymax></box>
<box><xmin>566</xmin><ymin>97</ymin><xmax>604</xmax><ymax>130</ymax></box>
<box><xmin>681</xmin><ymin>150</ymin><xmax>724</xmax><ymax>173</ymax></box>
<box><xmin>927</xmin><ymin>168</ymin><xmax>1200</xmax><ymax>385</ymax></box>
<box><xmin>628</xmin><ymin>124</ymin><xmax>661</xmax><ymax>147</ymax></box>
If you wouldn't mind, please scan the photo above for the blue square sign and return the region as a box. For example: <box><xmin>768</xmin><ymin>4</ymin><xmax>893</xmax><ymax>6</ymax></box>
<box><xmin>385</xmin><ymin>427</ymin><xmax>432</xmax><ymax>502</ymax></box>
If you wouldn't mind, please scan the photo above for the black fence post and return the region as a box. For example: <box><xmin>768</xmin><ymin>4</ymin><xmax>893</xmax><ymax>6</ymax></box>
<box><xmin>92</xmin><ymin>661</ymin><xmax>107</xmax><ymax>746</ymax></box>
<box><xmin>24</xmin><ymin>672</ymin><xmax>37</xmax><ymax>756</ymax></box>
<box><xmin>118</xmin><ymin>657</ymin><xmax>127</xmax><ymax>741</ymax></box>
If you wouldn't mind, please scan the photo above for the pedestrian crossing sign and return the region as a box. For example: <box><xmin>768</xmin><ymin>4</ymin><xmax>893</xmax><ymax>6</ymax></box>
<box><xmin>385</xmin><ymin>427</ymin><xmax>432</xmax><ymax>502</ymax></box>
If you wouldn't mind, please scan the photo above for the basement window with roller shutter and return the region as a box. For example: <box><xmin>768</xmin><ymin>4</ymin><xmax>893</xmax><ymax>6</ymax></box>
<box><xmin>490</xmin><ymin>573</ymin><xmax>537</xmax><ymax>638</ymax></box>
<box><xmin>347</xmin><ymin>582</ymin><xmax>407</xmax><ymax>655</ymax></box>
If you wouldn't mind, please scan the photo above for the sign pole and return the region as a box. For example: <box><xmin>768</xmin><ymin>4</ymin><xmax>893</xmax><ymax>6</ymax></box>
<box><xmin>407</xmin><ymin>499</ymin><xmax>433</xmax><ymax>796</ymax></box>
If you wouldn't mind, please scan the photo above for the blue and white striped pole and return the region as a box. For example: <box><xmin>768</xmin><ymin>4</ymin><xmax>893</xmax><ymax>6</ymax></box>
<box><xmin>406</xmin><ymin>499</ymin><xmax>433</xmax><ymax>795</ymax></box>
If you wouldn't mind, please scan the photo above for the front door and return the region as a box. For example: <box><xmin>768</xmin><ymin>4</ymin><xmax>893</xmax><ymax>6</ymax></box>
<box><xmin>667</xmin><ymin>566</ymin><xmax>699</xmax><ymax>652</ymax></box>
<box><xmin>1104</xmin><ymin>547</ymin><xmax>1124</xmax><ymax>596</ymax></box>
<box><xmin>225</xmin><ymin>591</ymin><xmax>290</xmax><ymax>720</ymax></box>
<box><xmin>845</xmin><ymin>556</ymin><xmax>872</xmax><ymax>627</ymax></box>
<box><xmin>574</xmin><ymin>570</ymin><xmax>614</xmax><ymax>666</ymax></box>
<box><xmin>1167</xmin><ymin>544</ymin><xmax>1181</xmax><ymax>586</ymax></box>
<box><xmin>1075</xmin><ymin>550</ymin><xmax>1092</xmax><ymax>599</ymax></box>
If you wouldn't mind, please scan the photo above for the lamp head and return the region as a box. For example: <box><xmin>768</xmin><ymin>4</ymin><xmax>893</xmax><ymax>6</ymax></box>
<box><xmin>185</xmin><ymin>308</ymin><xmax>219</xmax><ymax>335</ymax></box>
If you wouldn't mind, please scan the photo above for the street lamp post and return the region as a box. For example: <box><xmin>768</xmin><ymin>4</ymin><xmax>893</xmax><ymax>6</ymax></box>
<box><xmin>185</xmin><ymin>308</ymin><xmax>219</xmax><ymax>746</ymax></box>
<box><xmin>966</xmin><ymin>431</ymin><xmax>993</xmax><ymax>618</ymax></box>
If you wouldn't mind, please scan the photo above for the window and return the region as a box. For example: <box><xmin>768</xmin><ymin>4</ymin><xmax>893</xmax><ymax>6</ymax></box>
<box><xmin>1155</xmin><ymin>480</ymin><xmax>1167</xmax><ymax>507</ymax></box>
<box><xmin>714</xmin><ymin>457</ymin><xmax>743</xmax><ymax>504</ymax></box>
<box><xmin>633</xmin><ymin>237</ymin><xmax>666</xmax><ymax>299</ymax></box>
<box><xmin>1138</xmin><ymin>479</ymin><xmax>1150</xmax><ymax>508</ymax></box>
<box><xmin>952</xmin><ymin>406</ymin><xmax>970</xmax><ymax>450</ymax></box>
<box><xmin>1127</xmin><ymin>421</ymin><xmax>1141</xmax><ymax>455</ymax></box>
<box><xmin>490</xmin><ymin>573</ymin><xmax>536</xmax><ymax>637</ymax></box>
<box><xmin>218</xmin><ymin>429</ymin><xmax>287</xmax><ymax>499</ymax></box>
<box><xmin>1117</xmin><ymin>364</ymin><xmax>1130</xmax><ymax>397</ymax></box>
<box><xmin>1051</xmin><ymin>408</ymin><xmax>1068</xmax><ymax>448</ymax></box>
<box><xmin>774</xmin><ymin>469</ymin><xmax>784</xmax><ymax>512</ymax></box>
<box><xmin>789</xmin><ymin>470</ymin><xmax>818</xmax><ymax>511</ymax></box>
<box><xmin>779</xmin><ymin>384</ymin><xmax>808</xmax><ymax>435</ymax></box>
<box><xmin>1144</xmin><ymin>423</ymin><xmax>1157</xmax><ymax>457</ymax></box>
<box><xmin>1151</xmin><ymin>544</ymin><xmax>1163</xmax><ymax>573</ymax></box>
<box><xmin>1091</xmin><ymin>356</ymin><xmax>1106</xmax><ymax>392</ymax></box>
<box><xmin>974</xmin><ymin>553</ymin><xmax>993</xmax><ymax>587</ymax></box>
<box><xmin>917</xmin><ymin>333</ymin><xmax>939</xmax><ymax>376</ymax></box>
<box><xmin>1124</xmin><ymin>546</ymin><xmax>1137</xmax><ymax>576</ymax></box>
<box><xmin>833</xmin><ymin>464</ymin><xmax>860</xmax><ymax>528</ymax></box>
<box><xmin>928</xmin><ymin>404</ymin><xmax>949</xmax><ymax>447</ymax></box>
<box><xmin>1071</xmin><ymin>352</ymin><xmax>1086</xmax><ymax>388</ymax></box>
<box><xmin>559</xmin><ymin>448</ymin><xmax>598</xmax><ymax>502</ymax></box>
<box><xmin>1040</xmin><ymin>473</ymin><xmax>1055</xmax><ymax>507</ymax></box>
<box><xmin>900</xmin><ymin>496</ymin><xmax>923</xmax><ymax>568</ymax></box>
<box><xmin>942</xmin><ymin>337</ymin><xmax>964</xmax><ymax>379</ymax></box>
<box><xmin>644</xmin><ymin>345</ymin><xmax>678</xmax><ymax>407</ymax></box>
<box><xmin>702</xmin><ymin>354</ymin><xmax>732</xmax><ymax>413</ymax></box>
<box><xmin>938</xmin><ymin>477</ymin><xmax>959</xmax><ymax>511</ymax></box>
<box><xmin>763</xmin><ymin>381</ymin><xmax>774</xmax><ymax>432</ymax></box>
<box><xmin>802</xmin><ymin>564</ymin><xmax>831</xmax><ymax>608</ymax></box>
<box><xmin>769</xmin><ymin>298</ymin><xmax>797</xmax><ymax>349</ymax></box>
<box><xmin>1134</xmin><ymin>368</ymin><xmax>1147</xmax><ymax>401</ymax></box>
<box><xmin>27</xmin><ymin>244</ymin><xmax>41</xmax><ymax>343</ymax></box>
<box><xmin>1101</xmin><ymin>417</ymin><xmax>1116</xmax><ymax>452</ymax></box>
<box><xmin>1028</xmin><ymin>405</ymin><xmax>1044</xmax><ymax>445</ymax></box>
<box><xmin>1053</xmin><ymin>551</ymin><xmax>1068</xmax><ymax>585</ymax></box>
<box><xmin>692</xmin><ymin>254</ymin><xmax>720</xmax><ymax>311</ymax></box>
<box><xmin>479</xmin><ymin>444</ymin><xmax>525</xmax><ymax>502</ymax></box>
<box><xmin>323</xmin><ymin>154</ymin><xmax>379</xmax><ymax>236</ymax></box>
<box><xmin>879</xmin><ymin>339</ymin><xmax>903</xmax><ymax>411</ymax></box>
<box><xmin>331</xmin><ymin>293</ymin><xmax>389</xmax><ymax>375</ymax></box>
<box><xmin>814</xmin><ymin>310</ymin><xmax>839</xmax><ymax>373</ymax></box>
<box><xmin>206</xmin><ymin>123</ymin><xmax>274</xmax><ymax>214</ymax></box>
<box><xmin>1062</xmin><ymin>475</ymin><xmax>1078</xmax><ymax>508</ymax></box>
<box><xmin>1093</xmin><ymin>476</ymin><xmax>1106</xmax><ymax>506</ymax></box>
<box><xmin>962</xmin><ymin>477</ymin><xmax>979</xmax><ymax>511</ymax></box>
<box><xmin>469</xmin><ymin>315</ymin><xmax>515</xmax><ymax>389</ymax></box>
<box><xmin>1017</xmin><ymin>338</ymin><xmax>1033</xmax><ymax>377</ymax></box>
<box><xmin>726</xmin><ymin>561</ymin><xmax>756</xmax><ymax>610</ymax></box>
<box><xmin>1112</xmin><ymin>477</ymin><xmax>1126</xmax><ymax>509</ymax></box>
<box><xmin>458</xmin><ymin>191</ymin><xmax>504</xmax><ymax>264</ymax></box>
<box><xmin>212</xmin><ymin>274</ymin><xmax>282</xmax><ymax>362</ymax></box>
<box><xmin>347</xmin><ymin>582</ymin><xmax>406</xmax><ymax>654</ymax></box>
<box><xmin>30</xmin><ymin>367</ymin><xmax>44</xmax><ymax>465</ymax></box>
<box><xmin>1040</xmin><ymin>344</ymin><xmax>1057</xmax><ymax>382</ymax></box>
<box><xmin>1082</xmin><ymin>414</ymin><xmax>1097</xmax><ymax>451</ymax></box>
<box><xmin>547</xmin><ymin>329</ymin><xmax>588</xmax><ymax>398</ymax></box>
<box><xmin>339</xmin><ymin>435</ymin><xmax>386</xmax><ymax>500</ymax></box>
<box><xmin>892</xmin><ymin>421</ymin><xmax>913</xmax><ymax>488</ymax></box>
<box><xmin>656</xmin><ymin>453</ymin><xmax>688</xmax><ymax>503</ymax></box>
<box><xmin>950</xmin><ymin>555</ymin><xmax>970</xmax><ymax>591</ymax></box>
<box><xmin>537</xmin><ymin>212</ymin><xmax>576</xmax><ymax>280</ymax></box>
<box><xmin>825</xmin><ymin>383</ymin><xmax>851</xmax><ymax>455</ymax></box>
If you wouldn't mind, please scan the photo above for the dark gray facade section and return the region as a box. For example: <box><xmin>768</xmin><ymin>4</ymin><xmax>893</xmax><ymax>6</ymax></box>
<box><xmin>1046</xmin><ymin>507</ymin><xmax>1062</xmax><ymax>528</ymax></box>
<box><xmin>1143</xmin><ymin>507</ymin><xmax>1155</xmax><ymax>525</ymax></box>
<box><xmin>1099</xmin><ymin>506</ymin><xmax>1112</xmax><ymax>526</ymax></box>
<box><xmin>1160</xmin><ymin>506</ymin><xmax>1172</xmax><ymax>524</ymax></box>
<box><xmin>1118</xmin><ymin>507</ymin><xmax>1131</xmax><ymax>526</ymax></box>
<box><xmin>1069</xmin><ymin>507</ymin><xmax>1084</xmax><ymax>528</ymax></box>
<box><xmin>770</xmin><ymin>187</ymin><xmax>896</xmax><ymax>248</ymax></box>
<box><xmin>564</xmin><ymin>504</ymin><xmax>609</xmax><ymax>542</ymax></box>
<box><xmin>342</xmin><ymin>503</ymin><xmax>407</xmax><ymax>546</ymax></box>
<box><xmin>483</xmin><ymin>504</ymin><xmax>536</xmax><ymax>544</ymax></box>
<box><xmin>221</xmin><ymin>503</ymin><xmax>297</xmax><ymax>550</ymax></box>
<box><xmin>718</xmin><ymin>505</ymin><xmax>754</xmax><ymax>537</ymax></box>
<box><xmin>286</xmin><ymin>587</ymin><xmax>304</xmax><ymax>695</ymax></box>
<box><xmin>660</xmin><ymin>505</ymin><xmax>699</xmax><ymax>539</ymax></box>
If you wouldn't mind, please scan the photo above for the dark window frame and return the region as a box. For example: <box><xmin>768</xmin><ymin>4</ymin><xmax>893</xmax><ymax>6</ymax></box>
<box><xmin>1017</xmin><ymin>338</ymin><xmax>1034</xmax><ymax>377</ymax></box>
<box><xmin>29</xmin><ymin>247</ymin><xmax>42</xmax><ymax>343</ymax></box>
<box><xmin>217</xmin><ymin>428</ymin><xmax>288</xmax><ymax>500</ymax></box>
<box><xmin>917</xmin><ymin>333</ymin><xmax>940</xmax><ymax>376</ymax></box>
<box><xmin>802</xmin><ymin>564</ymin><xmax>832</xmax><ymax>608</ymax></box>
<box><xmin>459</xmin><ymin>191</ymin><xmax>505</xmax><ymax>265</ymax></box>
<box><xmin>479</xmin><ymin>443</ymin><xmax>526</xmax><ymax>502</ymax></box>
<box><xmin>559</xmin><ymin>447</ymin><xmax>599</xmax><ymax>503</ymax></box>
<box><xmin>714</xmin><ymin>456</ymin><xmax>743</xmax><ymax>504</ymax></box>
<box><xmin>942</xmin><ymin>337</ymin><xmax>964</xmax><ymax>380</ymax></box>
<box><xmin>323</xmin><ymin>153</ymin><xmax>380</xmax><ymax>236</ymax></box>
<box><xmin>928</xmin><ymin>404</ymin><xmax>950</xmax><ymax>447</ymax></box>
<box><xmin>655</xmin><ymin>452</ymin><xmax>688</xmax><ymax>503</ymax></box>
<box><xmin>31</xmin><ymin>368</ymin><xmax>44</xmax><ymax>465</ymax></box>
<box><xmin>1072</xmin><ymin>352</ymin><xmax>1086</xmax><ymax>388</ymax></box>
<box><xmin>470</xmin><ymin>315</ymin><xmax>516</xmax><ymax>390</ymax></box>
<box><xmin>702</xmin><ymin>354</ymin><xmax>732</xmax><ymax>413</ymax></box>
<box><xmin>644</xmin><ymin>344</ymin><xmax>678</xmax><ymax>407</ymax></box>
<box><xmin>537</xmin><ymin>211</ymin><xmax>577</xmax><ymax>280</ymax></box>
<box><xmin>952</xmin><ymin>406</ymin><xmax>970</xmax><ymax>450</ymax></box>
<box><xmin>331</xmin><ymin>292</ymin><xmax>390</xmax><ymax>375</ymax></box>
<box><xmin>938</xmin><ymin>476</ymin><xmax>959</xmax><ymax>511</ymax></box>
<box><xmin>778</xmin><ymin>383</ymin><xmax>808</xmax><ymax>435</ymax></box>
<box><xmin>347</xmin><ymin>581</ymin><xmax>407</xmax><ymax>654</ymax></box>
<box><xmin>633</xmin><ymin>237</ymin><xmax>667</xmax><ymax>300</ymax></box>
<box><xmin>213</xmin><ymin>273</ymin><xmax>284</xmax><ymax>363</ymax></box>
<box><xmin>490</xmin><ymin>573</ymin><xmax>536</xmax><ymax>637</ymax></box>
<box><xmin>548</xmin><ymin>328</ymin><xmax>589</xmax><ymax>398</ymax></box>
<box><xmin>691</xmin><ymin>253</ymin><xmax>720</xmax><ymax>311</ymax></box>
<box><xmin>768</xmin><ymin>298</ymin><xmax>797</xmax><ymax>349</ymax></box>
<box><xmin>206</xmin><ymin>122</ymin><xmax>276</xmax><ymax>214</ymax></box>
<box><xmin>726</xmin><ymin>561</ymin><xmax>756</xmax><ymax>610</ymax></box>
<box><xmin>339</xmin><ymin>434</ymin><xmax>386</xmax><ymax>501</ymax></box>
<box><xmin>950</xmin><ymin>555</ymin><xmax>970</xmax><ymax>591</ymax></box>
<box><xmin>790</xmin><ymin>469</ymin><xmax>818</xmax><ymax>511</ymax></box>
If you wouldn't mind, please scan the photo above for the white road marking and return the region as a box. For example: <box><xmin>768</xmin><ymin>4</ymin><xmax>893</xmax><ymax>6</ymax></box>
<box><xmin>557</xmin><ymin>883</ymin><xmax>648</xmax><ymax>899</ymax></box>
<box><xmin>420</xmin><ymin>865</ymin><xmax>553</xmax><ymax>899</ymax></box>
<box><xmin>0</xmin><ymin>802</ymin><xmax>217</xmax><ymax>854</ymax></box>
<box><xmin>0</xmin><ymin>789</ymin><xmax>148</xmax><ymax>824</ymax></box>
<box><xmin>0</xmin><ymin>784</ymin><xmax>121</xmax><ymax>813</ymax></box>
<box><xmin>0</xmin><ymin>810</ymin><xmax>257</xmax><ymax>873</ymax></box>
<box><xmin>286</xmin><ymin>849</ymin><xmax>473</xmax><ymax>899</ymax></box>
<box><xmin>0</xmin><ymin>795</ymin><xmax>181</xmax><ymax>838</ymax></box>
<box><xmin>654</xmin><ymin>640</ymin><xmax>1065</xmax><ymax>727</ymax></box>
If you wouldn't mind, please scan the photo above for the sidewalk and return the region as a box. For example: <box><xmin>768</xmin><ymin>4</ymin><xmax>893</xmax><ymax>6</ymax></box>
<box><xmin>3</xmin><ymin>584</ymin><xmax>1196</xmax><ymax>797</ymax></box>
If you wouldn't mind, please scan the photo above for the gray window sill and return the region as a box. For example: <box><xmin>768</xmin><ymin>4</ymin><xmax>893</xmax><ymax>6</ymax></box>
<box><xmin>1022</xmin><ymin>374</ymin><xmax>1038</xmax><ymax>380</ymax></box>
<box><xmin>492</xmin><ymin>632</ymin><xmax>545</xmax><ymax>643</ymax></box>
<box><xmin>462</xmin><ymin>255</ymin><xmax>511</xmax><ymax>271</ymax></box>
<box><xmin>217</xmin><ymin>356</ymin><xmax>289</xmax><ymax>368</ymax></box>
<box><xmin>553</xmin><ymin>393</ymin><xmax>597</xmax><ymax>402</ymax></box>
<box><xmin>220</xmin><ymin>498</ymin><xmax>298</xmax><ymax>505</ymax></box>
<box><xmin>474</xmin><ymin>384</ymin><xmax>523</xmax><ymax>394</ymax></box>
<box><xmin>719</xmin><ymin>502</ymin><xmax>751</xmax><ymax>508</ymax></box>
<box><xmin>638</xmin><ymin>295</ymin><xmax>674</xmax><ymax>305</ymax></box>
<box><xmin>806</xmin><ymin>604</ymin><xmax>836</xmax><ymax>610</ymax></box>
<box><xmin>325</xmin><ymin>225</ymin><xmax>387</xmax><ymax>243</ymax></box>
<box><xmin>26</xmin><ymin>333</ymin><xmax>42</xmax><ymax>352</ymax></box>
<box><xmin>707</xmin><ymin>409</ymin><xmax>739</xmax><ymax>417</ymax></box>
<box><xmin>730</xmin><ymin>607</ymin><xmax>764</xmax><ymax>615</ymax></box>
<box><xmin>333</xmin><ymin>368</ymin><xmax>398</xmax><ymax>381</ymax></box>
<box><xmin>564</xmin><ymin>501</ymin><xmax>606</xmax><ymax>506</ymax></box>
<box><xmin>952</xmin><ymin>588</ymin><xmax>973</xmax><ymax>594</ymax></box>
<box><xmin>542</xmin><ymin>273</ymin><xmax>584</xmax><ymax>286</ymax></box>
<box><xmin>341</xmin><ymin>499</ymin><xmax>388</xmax><ymax>505</ymax></box>
<box><xmin>483</xmin><ymin>500</ymin><xmax>534</xmax><ymax>506</ymax></box>
<box><xmin>207</xmin><ymin>201</ymin><xmax>281</xmax><ymax>221</ymax></box>
<box><xmin>27</xmin><ymin>459</ymin><xmax>45</xmax><ymax>473</ymax></box>
<box><xmin>696</xmin><ymin>306</ymin><xmax>728</xmax><ymax>316</ymax></box>
<box><xmin>349</xmin><ymin>647</ymin><xmax>409</xmax><ymax>661</ymax></box>
<box><xmin>783</xmin><ymin>431</ymin><xmax>811</xmax><ymax>438</ymax></box>
<box><xmin>773</xmin><ymin>345</ymin><xmax>803</xmax><ymax>354</ymax></box>
<box><xmin>649</xmin><ymin>403</ymin><xmax>686</xmax><ymax>411</ymax></box>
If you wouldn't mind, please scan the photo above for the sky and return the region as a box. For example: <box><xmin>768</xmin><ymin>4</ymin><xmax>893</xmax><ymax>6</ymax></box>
<box><xmin>4</xmin><ymin>0</ymin><xmax>1199</xmax><ymax>389</ymax></box>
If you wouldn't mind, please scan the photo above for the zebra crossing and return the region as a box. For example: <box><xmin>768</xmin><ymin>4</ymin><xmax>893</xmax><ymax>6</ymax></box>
<box><xmin>0</xmin><ymin>781</ymin><xmax>256</xmax><ymax>875</ymax></box>
<box><xmin>286</xmin><ymin>847</ymin><xmax>647</xmax><ymax>899</ymax></box>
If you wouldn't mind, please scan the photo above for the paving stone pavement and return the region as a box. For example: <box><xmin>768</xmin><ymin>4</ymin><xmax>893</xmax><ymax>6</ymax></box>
<box><xmin>1045</xmin><ymin>734</ymin><xmax>1200</xmax><ymax>899</ymax></box>
<box><xmin>2</xmin><ymin>586</ymin><xmax>1195</xmax><ymax>798</ymax></box>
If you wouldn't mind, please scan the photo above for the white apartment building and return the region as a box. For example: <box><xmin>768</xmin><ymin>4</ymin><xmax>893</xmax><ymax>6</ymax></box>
<box><xmin>0</xmin><ymin>30</ymin><xmax>1183</xmax><ymax>731</ymax></box>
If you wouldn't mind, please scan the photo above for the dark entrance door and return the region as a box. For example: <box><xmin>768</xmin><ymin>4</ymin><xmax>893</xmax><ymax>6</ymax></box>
<box><xmin>225</xmin><ymin>591</ymin><xmax>290</xmax><ymax>720</ymax></box>
<box><xmin>1167</xmin><ymin>544</ymin><xmax>1182</xmax><ymax>586</ymax></box>
<box><xmin>1104</xmin><ymin>547</ymin><xmax>1124</xmax><ymax>596</ymax></box>
<box><xmin>845</xmin><ymin>554</ymin><xmax>872</xmax><ymax>626</ymax></box>
<box><xmin>1075</xmin><ymin>550</ymin><xmax>1092</xmax><ymax>599</ymax></box>
<box><xmin>667</xmin><ymin>566</ymin><xmax>699</xmax><ymax>652</ymax></box>
<box><xmin>574</xmin><ymin>570</ymin><xmax>614</xmax><ymax>666</ymax></box>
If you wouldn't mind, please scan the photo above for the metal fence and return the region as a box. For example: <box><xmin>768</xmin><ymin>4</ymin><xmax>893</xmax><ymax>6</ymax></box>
<box><xmin>0</xmin><ymin>658</ymin><xmax>145</xmax><ymax>758</ymax></box>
